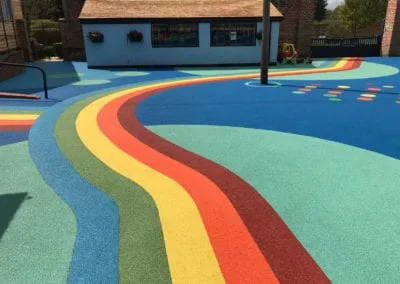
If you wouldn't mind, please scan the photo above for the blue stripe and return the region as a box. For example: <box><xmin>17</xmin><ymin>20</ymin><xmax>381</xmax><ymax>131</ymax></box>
<box><xmin>28</xmin><ymin>90</ymin><xmax>121</xmax><ymax>283</ymax></box>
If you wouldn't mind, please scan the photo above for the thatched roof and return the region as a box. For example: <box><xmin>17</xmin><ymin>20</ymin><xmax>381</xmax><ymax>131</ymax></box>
<box><xmin>79</xmin><ymin>0</ymin><xmax>283</xmax><ymax>21</ymax></box>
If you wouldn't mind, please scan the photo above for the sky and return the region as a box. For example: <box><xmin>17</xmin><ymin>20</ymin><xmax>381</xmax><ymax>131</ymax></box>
<box><xmin>327</xmin><ymin>0</ymin><xmax>344</xmax><ymax>10</ymax></box>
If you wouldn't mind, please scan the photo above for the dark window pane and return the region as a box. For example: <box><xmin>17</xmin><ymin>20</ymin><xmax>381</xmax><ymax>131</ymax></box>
<box><xmin>211</xmin><ymin>23</ymin><xmax>256</xmax><ymax>47</ymax></box>
<box><xmin>152</xmin><ymin>23</ymin><xmax>199</xmax><ymax>48</ymax></box>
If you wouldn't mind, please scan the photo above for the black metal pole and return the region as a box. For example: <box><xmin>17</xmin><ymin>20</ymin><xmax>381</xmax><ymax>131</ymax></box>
<box><xmin>0</xmin><ymin>62</ymin><xmax>49</xmax><ymax>99</ymax></box>
<box><xmin>260</xmin><ymin>0</ymin><xmax>271</xmax><ymax>84</ymax></box>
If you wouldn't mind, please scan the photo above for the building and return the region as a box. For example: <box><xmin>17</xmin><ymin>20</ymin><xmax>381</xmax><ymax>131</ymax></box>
<box><xmin>79</xmin><ymin>0</ymin><xmax>283</xmax><ymax>67</ymax></box>
<box><xmin>0</xmin><ymin>0</ymin><xmax>31</xmax><ymax>81</ymax></box>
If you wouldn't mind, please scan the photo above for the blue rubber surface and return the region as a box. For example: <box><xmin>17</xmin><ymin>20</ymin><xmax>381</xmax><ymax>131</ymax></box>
<box><xmin>29</xmin><ymin>91</ymin><xmax>120</xmax><ymax>284</ymax></box>
<box><xmin>0</xmin><ymin>131</ymin><xmax>29</xmax><ymax>146</ymax></box>
<box><xmin>137</xmin><ymin>58</ymin><xmax>400</xmax><ymax>159</ymax></box>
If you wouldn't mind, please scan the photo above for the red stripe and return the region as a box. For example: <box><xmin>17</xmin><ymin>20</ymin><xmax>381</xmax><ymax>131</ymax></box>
<box><xmin>0</xmin><ymin>125</ymin><xmax>32</xmax><ymax>131</ymax></box>
<box><xmin>111</xmin><ymin>86</ymin><xmax>329</xmax><ymax>282</ymax></box>
<box><xmin>98</xmin><ymin>93</ymin><xmax>280</xmax><ymax>283</ymax></box>
<box><xmin>0</xmin><ymin>120</ymin><xmax>34</xmax><ymax>131</ymax></box>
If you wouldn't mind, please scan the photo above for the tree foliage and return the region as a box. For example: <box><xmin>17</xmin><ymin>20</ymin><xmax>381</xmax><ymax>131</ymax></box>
<box><xmin>314</xmin><ymin>0</ymin><xmax>328</xmax><ymax>22</ymax></box>
<box><xmin>340</xmin><ymin>0</ymin><xmax>388</xmax><ymax>36</ymax></box>
<box><xmin>21</xmin><ymin>0</ymin><xmax>63</xmax><ymax>26</ymax></box>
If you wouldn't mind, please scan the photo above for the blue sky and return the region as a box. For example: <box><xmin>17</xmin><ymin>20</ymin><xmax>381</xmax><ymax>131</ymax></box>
<box><xmin>327</xmin><ymin>0</ymin><xmax>343</xmax><ymax>9</ymax></box>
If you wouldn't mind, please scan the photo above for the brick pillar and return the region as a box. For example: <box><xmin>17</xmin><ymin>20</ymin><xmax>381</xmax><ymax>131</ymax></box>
<box><xmin>60</xmin><ymin>0</ymin><xmax>86</xmax><ymax>61</ymax></box>
<box><xmin>276</xmin><ymin>0</ymin><xmax>316</xmax><ymax>58</ymax></box>
<box><xmin>296</xmin><ymin>0</ymin><xmax>316</xmax><ymax>58</ymax></box>
<box><xmin>14</xmin><ymin>19</ymin><xmax>32</xmax><ymax>61</ymax></box>
<box><xmin>0</xmin><ymin>51</ymin><xmax>25</xmax><ymax>82</ymax></box>
<box><xmin>382</xmin><ymin>0</ymin><xmax>400</xmax><ymax>56</ymax></box>
<box><xmin>276</xmin><ymin>0</ymin><xmax>301</xmax><ymax>45</ymax></box>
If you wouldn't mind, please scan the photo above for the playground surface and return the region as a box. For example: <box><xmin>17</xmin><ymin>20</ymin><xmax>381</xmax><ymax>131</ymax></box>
<box><xmin>1</xmin><ymin>57</ymin><xmax>400</xmax><ymax>283</ymax></box>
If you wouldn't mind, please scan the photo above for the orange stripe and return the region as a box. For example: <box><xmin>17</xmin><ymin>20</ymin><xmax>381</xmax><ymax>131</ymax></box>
<box><xmin>0</xmin><ymin>119</ymin><xmax>35</xmax><ymax>126</ymax></box>
<box><xmin>97</xmin><ymin>90</ymin><xmax>279</xmax><ymax>283</ymax></box>
<box><xmin>357</xmin><ymin>97</ymin><xmax>373</xmax><ymax>101</ymax></box>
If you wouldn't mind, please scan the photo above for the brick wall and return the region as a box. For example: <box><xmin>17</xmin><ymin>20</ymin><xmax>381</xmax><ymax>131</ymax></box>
<box><xmin>382</xmin><ymin>0</ymin><xmax>400</xmax><ymax>56</ymax></box>
<box><xmin>0</xmin><ymin>50</ymin><xmax>25</xmax><ymax>82</ymax></box>
<box><xmin>0</xmin><ymin>0</ymin><xmax>32</xmax><ymax>60</ymax></box>
<box><xmin>275</xmin><ymin>0</ymin><xmax>316</xmax><ymax>58</ymax></box>
<box><xmin>11</xmin><ymin>0</ymin><xmax>24</xmax><ymax>19</ymax></box>
<box><xmin>15</xmin><ymin>19</ymin><xmax>32</xmax><ymax>60</ymax></box>
<box><xmin>0</xmin><ymin>22</ymin><xmax>18</xmax><ymax>53</ymax></box>
<box><xmin>60</xmin><ymin>0</ymin><xmax>86</xmax><ymax>60</ymax></box>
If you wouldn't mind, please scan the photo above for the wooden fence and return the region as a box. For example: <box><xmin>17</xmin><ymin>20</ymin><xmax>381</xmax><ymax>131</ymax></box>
<box><xmin>311</xmin><ymin>37</ymin><xmax>382</xmax><ymax>58</ymax></box>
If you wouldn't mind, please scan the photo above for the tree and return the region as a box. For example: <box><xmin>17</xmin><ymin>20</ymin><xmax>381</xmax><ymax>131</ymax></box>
<box><xmin>326</xmin><ymin>5</ymin><xmax>348</xmax><ymax>37</ymax></box>
<box><xmin>314</xmin><ymin>0</ymin><xmax>328</xmax><ymax>22</ymax></box>
<box><xmin>21</xmin><ymin>0</ymin><xmax>64</xmax><ymax>29</ymax></box>
<box><xmin>340</xmin><ymin>0</ymin><xmax>388</xmax><ymax>36</ymax></box>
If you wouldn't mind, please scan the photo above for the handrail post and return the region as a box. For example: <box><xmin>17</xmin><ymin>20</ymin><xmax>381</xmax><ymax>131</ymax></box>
<box><xmin>0</xmin><ymin>62</ymin><xmax>49</xmax><ymax>99</ymax></box>
<box><xmin>40</xmin><ymin>67</ymin><xmax>49</xmax><ymax>99</ymax></box>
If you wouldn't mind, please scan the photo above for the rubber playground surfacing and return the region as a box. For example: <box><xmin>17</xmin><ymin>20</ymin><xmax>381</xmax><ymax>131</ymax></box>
<box><xmin>1</xmin><ymin>57</ymin><xmax>400</xmax><ymax>283</ymax></box>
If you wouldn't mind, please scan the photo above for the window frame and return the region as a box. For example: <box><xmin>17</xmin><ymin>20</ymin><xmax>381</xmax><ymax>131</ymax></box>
<box><xmin>210</xmin><ymin>22</ymin><xmax>257</xmax><ymax>47</ymax></box>
<box><xmin>151</xmin><ymin>22</ymin><xmax>200</xmax><ymax>48</ymax></box>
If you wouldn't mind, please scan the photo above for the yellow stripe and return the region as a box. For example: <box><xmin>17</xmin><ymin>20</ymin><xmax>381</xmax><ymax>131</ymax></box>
<box><xmin>76</xmin><ymin>87</ymin><xmax>225</xmax><ymax>284</ymax></box>
<box><xmin>207</xmin><ymin>58</ymin><xmax>348</xmax><ymax>78</ymax></box>
<box><xmin>361</xmin><ymin>94</ymin><xmax>376</xmax><ymax>98</ymax></box>
<box><xmin>0</xmin><ymin>114</ymin><xmax>39</xmax><ymax>120</ymax></box>
<box><xmin>268</xmin><ymin>58</ymin><xmax>348</xmax><ymax>77</ymax></box>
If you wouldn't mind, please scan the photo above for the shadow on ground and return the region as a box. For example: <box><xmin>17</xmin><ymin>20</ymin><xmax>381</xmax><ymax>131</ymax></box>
<box><xmin>0</xmin><ymin>192</ymin><xmax>30</xmax><ymax>241</ymax></box>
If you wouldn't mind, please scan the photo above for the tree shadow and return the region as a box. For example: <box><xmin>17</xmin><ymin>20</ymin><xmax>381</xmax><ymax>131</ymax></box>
<box><xmin>0</xmin><ymin>192</ymin><xmax>31</xmax><ymax>241</ymax></box>
<box><xmin>0</xmin><ymin>61</ymin><xmax>81</xmax><ymax>94</ymax></box>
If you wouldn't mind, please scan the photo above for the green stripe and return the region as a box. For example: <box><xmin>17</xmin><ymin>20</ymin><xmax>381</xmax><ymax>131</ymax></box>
<box><xmin>55</xmin><ymin>93</ymin><xmax>172</xmax><ymax>283</ymax></box>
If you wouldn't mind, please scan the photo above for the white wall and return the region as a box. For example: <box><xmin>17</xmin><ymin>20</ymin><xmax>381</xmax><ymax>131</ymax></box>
<box><xmin>82</xmin><ymin>22</ymin><xmax>280</xmax><ymax>67</ymax></box>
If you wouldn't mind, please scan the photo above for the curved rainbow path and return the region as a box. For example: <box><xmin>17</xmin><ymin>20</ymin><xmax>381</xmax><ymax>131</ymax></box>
<box><xmin>4</xmin><ymin>57</ymin><xmax>400</xmax><ymax>283</ymax></box>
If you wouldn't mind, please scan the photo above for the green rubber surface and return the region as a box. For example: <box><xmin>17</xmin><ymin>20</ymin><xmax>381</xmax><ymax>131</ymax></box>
<box><xmin>0</xmin><ymin>142</ymin><xmax>76</xmax><ymax>284</ymax></box>
<box><xmin>149</xmin><ymin>125</ymin><xmax>400</xmax><ymax>283</ymax></box>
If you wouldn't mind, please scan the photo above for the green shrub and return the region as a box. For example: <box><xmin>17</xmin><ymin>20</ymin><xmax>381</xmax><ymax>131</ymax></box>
<box><xmin>31</xmin><ymin>19</ymin><xmax>61</xmax><ymax>45</ymax></box>
<box><xmin>44</xmin><ymin>45</ymin><xmax>56</xmax><ymax>58</ymax></box>
<box><xmin>53</xmin><ymin>42</ymin><xmax>63</xmax><ymax>58</ymax></box>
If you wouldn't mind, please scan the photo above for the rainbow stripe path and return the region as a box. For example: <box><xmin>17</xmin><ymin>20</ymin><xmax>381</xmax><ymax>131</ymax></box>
<box><xmin>26</xmin><ymin>58</ymin><xmax>364</xmax><ymax>282</ymax></box>
<box><xmin>0</xmin><ymin>112</ymin><xmax>41</xmax><ymax>131</ymax></box>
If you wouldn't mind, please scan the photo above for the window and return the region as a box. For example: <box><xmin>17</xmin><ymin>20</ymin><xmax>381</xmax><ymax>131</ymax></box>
<box><xmin>0</xmin><ymin>0</ymin><xmax>13</xmax><ymax>21</ymax></box>
<box><xmin>152</xmin><ymin>23</ymin><xmax>199</xmax><ymax>48</ymax></box>
<box><xmin>211</xmin><ymin>23</ymin><xmax>256</xmax><ymax>47</ymax></box>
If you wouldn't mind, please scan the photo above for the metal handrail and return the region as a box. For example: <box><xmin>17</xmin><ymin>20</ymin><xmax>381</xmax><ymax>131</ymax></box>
<box><xmin>0</xmin><ymin>62</ymin><xmax>48</xmax><ymax>99</ymax></box>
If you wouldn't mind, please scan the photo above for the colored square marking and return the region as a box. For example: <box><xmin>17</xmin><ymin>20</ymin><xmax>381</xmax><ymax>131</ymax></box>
<box><xmin>361</xmin><ymin>94</ymin><xmax>376</xmax><ymax>98</ymax></box>
<box><xmin>329</xmin><ymin>98</ymin><xmax>342</xmax><ymax>102</ymax></box>
<box><xmin>324</xmin><ymin>94</ymin><xmax>337</xmax><ymax>97</ymax></box>
<box><xmin>337</xmin><ymin>86</ymin><xmax>350</xmax><ymax>89</ymax></box>
<box><xmin>357</xmin><ymin>97</ymin><xmax>373</xmax><ymax>101</ymax></box>
<box><xmin>383</xmin><ymin>85</ymin><xmax>394</xmax><ymax>89</ymax></box>
<box><xmin>299</xmin><ymin>88</ymin><xmax>311</xmax><ymax>92</ymax></box>
<box><xmin>329</xmin><ymin>90</ymin><xmax>342</xmax><ymax>95</ymax></box>
<box><xmin>305</xmin><ymin>86</ymin><xmax>318</xmax><ymax>89</ymax></box>
<box><xmin>368</xmin><ymin>88</ymin><xmax>381</xmax><ymax>92</ymax></box>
